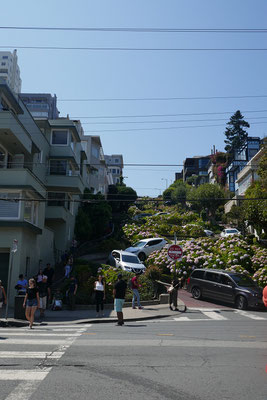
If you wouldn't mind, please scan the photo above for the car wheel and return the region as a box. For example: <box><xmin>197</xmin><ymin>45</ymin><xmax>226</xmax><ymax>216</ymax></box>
<box><xmin>235</xmin><ymin>295</ymin><xmax>248</xmax><ymax>310</ymax></box>
<box><xmin>138</xmin><ymin>252</ymin><xmax>146</xmax><ymax>262</ymax></box>
<box><xmin>191</xmin><ymin>286</ymin><xmax>202</xmax><ymax>300</ymax></box>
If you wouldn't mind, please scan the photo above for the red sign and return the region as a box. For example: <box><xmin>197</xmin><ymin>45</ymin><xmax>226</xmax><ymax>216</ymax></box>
<box><xmin>167</xmin><ymin>244</ymin><xmax>183</xmax><ymax>261</ymax></box>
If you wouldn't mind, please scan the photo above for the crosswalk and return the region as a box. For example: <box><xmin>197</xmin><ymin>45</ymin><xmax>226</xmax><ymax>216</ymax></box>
<box><xmin>0</xmin><ymin>323</ymin><xmax>90</xmax><ymax>400</ymax></box>
<box><xmin>143</xmin><ymin>308</ymin><xmax>267</xmax><ymax>323</ymax></box>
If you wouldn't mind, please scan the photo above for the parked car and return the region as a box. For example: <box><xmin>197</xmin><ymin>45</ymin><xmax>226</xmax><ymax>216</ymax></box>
<box><xmin>133</xmin><ymin>213</ymin><xmax>153</xmax><ymax>221</ymax></box>
<box><xmin>125</xmin><ymin>237</ymin><xmax>167</xmax><ymax>261</ymax></box>
<box><xmin>107</xmin><ymin>250</ymin><xmax>146</xmax><ymax>273</ymax></box>
<box><xmin>187</xmin><ymin>268</ymin><xmax>263</xmax><ymax>310</ymax></box>
<box><xmin>220</xmin><ymin>228</ymin><xmax>241</xmax><ymax>238</ymax></box>
<box><xmin>154</xmin><ymin>212</ymin><xmax>170</xmax><ymax>216</ymax></box>
<box><xmin>204</xmin><ymin>229</ymin><xmax>214</xmax><ymax>237</ymax></box>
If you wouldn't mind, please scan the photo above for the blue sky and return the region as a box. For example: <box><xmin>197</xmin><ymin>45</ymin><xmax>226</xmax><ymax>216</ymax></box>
<box><xmin>1</xmin><ymin>0</ymin><xmax>267</xmax><ymax>196</ymax></box>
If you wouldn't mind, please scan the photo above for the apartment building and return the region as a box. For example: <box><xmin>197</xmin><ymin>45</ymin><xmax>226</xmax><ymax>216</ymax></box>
<box><xmin>81</xmin><ymin>135</ymin><xmax>109</xmax><ymax>195</ymax></box>
<box><xmin>0</xmin><ymin>79</ymin><xmax>86</xmax><ymax>303</ymax></box>
<box><xmin>104</xmin><ymin>154</ymin><xmax>124</xmax><ymax>185</ymax></box>
<box><xmin>183</xmin><ymin>156</ymin><xmax>210</xmax><ymax>184</ymax></box>
<box><xmin>225</xmin><ymin>137</ymin><xmax>261</xmax><ymax>192</ymax></box>
<box><xmin>20</xmin><ymin>93</ymin><xmax>59</xmax><ymax>119</ymax></box>
<box><xmin>0</xmin><ymin>50</ymin><xmax>22</xmax><ymax>93</ymax></box>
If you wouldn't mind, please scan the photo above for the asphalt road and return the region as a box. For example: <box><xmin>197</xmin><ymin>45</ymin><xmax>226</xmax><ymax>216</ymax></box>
<box><xmin>0</xmin><ymin>310</ymin><xmax>267</xmax><ymax>400</ymax></box>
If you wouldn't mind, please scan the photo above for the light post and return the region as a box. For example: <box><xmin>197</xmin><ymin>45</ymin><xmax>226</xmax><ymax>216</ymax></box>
<box><xmin>161</xmin><ymin>178</ymin><xmax>168</xmax><ymax>189</ymax></box>
<box><xmin>5</xmin><ymin>239</ymin><xmax>18</xmax><ymax>320</ymax></box>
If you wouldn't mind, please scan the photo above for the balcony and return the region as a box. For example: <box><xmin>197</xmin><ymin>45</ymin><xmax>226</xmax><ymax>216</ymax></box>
<box><xmin>45</xmin><ymin>206</ymin><xmax>68</xmax><ymax>222</ymax></box>
<box><xmin>49</xmin><ymin>145</ymin><xmax>79</xmax><ymax>167</ymax></box>
<box><xmin>0</xmin><ymin>168</ymin><xmax>46</xmax><ymax>197</ymax></box>
<box><xmin>0</xmin><ymin>111</ymin><xmax>32</xmax><ymax>154</ymax></box>
<box><xmin>46</xmin><ymin>173</ymin><xmax>84</xmax><ymax>193</ymax></box>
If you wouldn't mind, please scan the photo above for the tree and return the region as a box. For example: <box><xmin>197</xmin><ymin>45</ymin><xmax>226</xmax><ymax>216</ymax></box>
<box><xmin>107</xmin><ymin>184</ymin><xmax>137</xmax><ymax>213</ymax></box>
<box><xmin>187</xmin><ymin>183</ymin><xmax>226</xmax><ymax>223</ymax></box>
<box><xmin>224</xmin><ymin>110</ymin><xmax>250</xmax><ymax>156</ymax></box>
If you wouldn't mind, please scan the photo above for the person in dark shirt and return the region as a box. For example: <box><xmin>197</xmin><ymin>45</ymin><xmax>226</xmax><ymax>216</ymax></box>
<box><xmin>23</xmin><ymin>278</ymin><xmax>40</xmax><ymax>329</ymax></box>
<box><xmin>113</xmin><ymin>273</ymin><xmax>127</xmax><ymax>326</ymax></box>
<box><xmin>68</xmin><ymin>276</ymin><xmax>78</xmax><ymax>311</ymax></box>
<box><xmin>43</xmin><ymin>263</ymin><xmax>54</xmax><ymax>287</ymax></box>
<box><xmin>38</xmin><ymin>276</ymin><xmax>51</xmax><ymax>320</ymax></box>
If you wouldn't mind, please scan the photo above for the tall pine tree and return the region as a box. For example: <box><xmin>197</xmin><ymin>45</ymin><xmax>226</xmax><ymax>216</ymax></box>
<box><xmin>224</xmin><ymin>110</ymin><xmax>250</xmax><ymax>156</ymax></box>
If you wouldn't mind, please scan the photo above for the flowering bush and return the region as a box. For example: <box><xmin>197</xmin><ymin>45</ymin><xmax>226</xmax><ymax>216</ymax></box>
<box><xmin>146</xmin><ymin>236</ymin><xmax>267</xmax><ymax>287</ymax></box>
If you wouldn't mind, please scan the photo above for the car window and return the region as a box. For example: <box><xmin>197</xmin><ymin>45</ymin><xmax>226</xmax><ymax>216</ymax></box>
<box><xmin>231</xmin><ymin>274</ymin><xmax>256</xmax><ymax>287</ymax></box>
<box><xmin>148</xmin><ymin>239</ymin><xmax>162</xmax><ymax>246</ymax></box>
<box><xmin>205</xmin><ymin>272</ymin><xmax>220</xmax><ymax>282</ymax></box>
<box><xmin>220</xmin><ymin>275</ymin><xmax>233</xmax><ymax>286</ymax></box>
<box><xmin>191</xmin><ymin>270</ymin><xmax>205</xmax><ymax>279</ymax></box>
<box><xmin>226</xmin><ymin>229</ymin><xmax>238</xmax><ymax>233</ymax></box>
<box><xmin>121</xmin><ymin>255</ymin><xmax>140</xmax><ymax>263</ymax></box>
<box><xmin>133</xmin><ymin>241</ymin><xmax>146</xmax><ymax>248</ymax></box>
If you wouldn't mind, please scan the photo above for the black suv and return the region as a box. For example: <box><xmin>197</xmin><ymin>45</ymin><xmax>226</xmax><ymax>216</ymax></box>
<box><xmin>187</xmin><ymin>269</ymin><xmax>263</xmax><ymax>310</ymax></box>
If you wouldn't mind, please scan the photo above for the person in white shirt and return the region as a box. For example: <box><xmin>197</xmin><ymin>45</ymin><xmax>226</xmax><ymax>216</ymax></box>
<box><xmin>94</xmin><ymin>275</ymin><xmax>105</xmax><ymax>317</ymax></box>
<box><xmin>64</xmin><ymin>264</ymin><xmax>71</xmax><ymax>279</ymax></box>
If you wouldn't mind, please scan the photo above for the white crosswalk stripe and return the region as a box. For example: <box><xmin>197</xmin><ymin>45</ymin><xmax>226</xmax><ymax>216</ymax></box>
<box><xmin>0</xmin><ymin>323</ymin><xmax>86</xmax><ymax>400</ymax></box>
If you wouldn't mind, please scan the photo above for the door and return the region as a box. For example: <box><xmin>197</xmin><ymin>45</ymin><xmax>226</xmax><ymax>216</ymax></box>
<box><xmin>216</xmin><ymin>275</ymin><xmax>235</xmax><ymax>303</ymax></box>
<box><xmin>146</xmin><ymin>239</ymin><xmax>164</xmax><ymax>254</ymax></box>
<box><xmin>0</xmin><ymin>252</ymin><xmax>10</xmax><ymax>289</ymax></box>
<box><xmin>202</xmin><ymin>271</ymin><xmax>221</xmax><ymax>300</ymax></box>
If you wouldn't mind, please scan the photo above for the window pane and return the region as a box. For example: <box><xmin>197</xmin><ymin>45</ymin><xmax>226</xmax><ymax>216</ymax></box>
<box><xmin>0</xmin><ymin>193</ymin><xmax>20</xmax><ymax>218</ymax></box>
<box><xmin>47</xmin><ymin>192</ymin><xmax>65</xmax><ymax>207</ymax></box>
<box><xmin>52</xmin><ymin>131</ymin><xmax>68</xmax><ymax>145</ymax></box>
<box><xmin>24</xmin><ymin>201</ymin><xmax>32</xmax><ymax>222</ymax></box>
<box><xmin>50</xmin><ymin>160</ymin><xmax>67</xmax><ymax>175</ymax></box>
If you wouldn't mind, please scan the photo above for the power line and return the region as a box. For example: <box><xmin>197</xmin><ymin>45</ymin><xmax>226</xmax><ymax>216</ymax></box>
<box><xmin>63</xmin><ymin>95</ymin><xmax>267</xmax><ymax>102</ymax></box>
<box><xmin>83</xmin><ymin>121</ymin><xmax>267</xmax><ymax>133</ymax></box>
<box><xmin>71</xmin><ymin>109</ymin><xmax>267</xmax><ymax>119</ymax></box>
<box><xmin>1</xmin><ymin>27</ymin><xmax>267</xmax><ymax>33</ymax></box>
<box><xmin>78</xmin><ymin>116</ymin><xmax>267</xmax><ymax>126</ymax></box>
<box><xmin>1</xmin><ymin>45</ymin><xmax>267</xmax><ymax>52</ymax></box>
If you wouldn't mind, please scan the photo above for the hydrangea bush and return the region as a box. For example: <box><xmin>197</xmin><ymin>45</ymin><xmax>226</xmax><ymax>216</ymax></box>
<box><xmin>146</xmin><ymin>237</ymin><xmax>267</xmax><ymax>287</ymax></box>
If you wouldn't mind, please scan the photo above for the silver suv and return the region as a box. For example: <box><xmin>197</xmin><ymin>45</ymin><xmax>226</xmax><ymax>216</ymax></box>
<box><xmin>187</xmin><ymin>268</ymin><xmax>263</xmax><ymax>310</ymax></box>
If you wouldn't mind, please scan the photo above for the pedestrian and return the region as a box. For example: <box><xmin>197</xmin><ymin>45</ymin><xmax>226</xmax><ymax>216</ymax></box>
<box><xmin>0</xmin><ymin>280</ymin><xmax>7</xmax><ymax>318</ymax></box>
<box><xmin>68</xmin><ymin>276</ymin><xmax>78</xmax><ymax>311</ymax></box>
<box><xmin>113</xmin><ymin>273</ymin><xmax>127</xmax><ymax>326</ymax></box>
<box><xmin>38</xmin><ymin>276</ymin><xmax>50</xmax><ymax>320</ymax></box>
<box><xmin>168</xmin><ymin>278</ymin><xmax>180</xmax><ymax>311</ymax></box>
<box><xmin>61</xmin><ymin>250</ymin><xmax>68</xmax><ymax>264</ymax></box>
<box><xmin>263</xmin><ymin>285</ymin><xmax>267</xmax><ymax>308</ymax></box>
<box><xmin>131</xmin><ymin>273</ymin><xmax>143</xmax><ymax>309</ymax></box>
<box><xmin>23</xmin><ymin>278</ymin><xmax>40</xmax><ymax>329</ymax></box>
<box><xmin>43</xmin><ymin>263</ymin><xmax>54</xmax><ymax>288</ymax></box>
<box><xmin>36</xmin><ymin>268</ymin><xmax>44</xmax><ymax>284</ymax></box>
<box><xmin>64</xmin><ymin>263</ymin><xmax>71</xmax><ymax>279</ymax></box>
<box><xmin>15</xmin><ymin>274</ymin><xmax>28</xmax><ymax>295</ymax></box>
<box><xmin>94</xmin><ymin>275</ymin><xmax>105</xmax><ymax>317</ymax></box>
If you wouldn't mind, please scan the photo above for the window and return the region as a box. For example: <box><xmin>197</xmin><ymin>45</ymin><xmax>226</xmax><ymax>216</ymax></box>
<box><xmin>51</xmin><ymin>130</ymin><xmax>68</xmax><ymax>145</ymax></box>
<box><xmin>2</xmin><ymin>56</ymin><xmax>8</xmax><ymax>59</ymax></box>
<box><xmin>192</xmin><ymin>270</ymin><xmax>205</xmax><ymax>279</ymax></box>
<box><xmin>0</xmin><ymin>193</ymin><xmax>20</xmax><ymax>219</ymax></box>
<box><xmin>115</xmin><ymin>159</ymin><xmax>119</xmax><ymax>163</ymax></box>
<box><xmin>24</xmin><ymin>198</ymin><xmax>38</xmax><ymax>225</ymax></box>
<box><xmin>112</xmin><ymin>169</ymin><xmax>116</xmax><ymax>174</ymax></box>
<box><xmin>92</xmin><ymin>146</ymin><xmax>99</xmax><ymax>159</ymax></box>
<box><xmin>0</xmin><ymin>146</ymin><xmax>6</xmax><ymax>168</ymax></box>
<box><xmin>47</xmin><ymin>192</ymin><xmax>65</xmax><ymax>207</ymax></box>
<box><xmin>49</xmin><ymin>160</ymin><xmax>67</xmax><ymax>175</ymax></box>
<box><xmin>205</xmin><ymin>272</ymin><xmax>220</xmax><ymax>282</ymax></box>
<box><xmin>220</xmin><ymin>275</ymin><xmax>233</xmax><ymax>286</ymax></box>
<box><xmin>1</xmin><ymin>62</ymin><xmax>6</xmax><ymax>66</ymax></box>
<box><xmin>0</xmin><ymin>69</ymin><xmax>8</xmax><ymax>73</ymax></box>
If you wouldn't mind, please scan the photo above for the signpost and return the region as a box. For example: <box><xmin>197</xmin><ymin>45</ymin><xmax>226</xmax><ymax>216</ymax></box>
<box><xmin>5</xmin><ymin>239</ymin><xmax>18</xmax><ymax>320</ymax></box>
<box><xmin>167</xmin><ymin>244</ymin><xmax>183</xmax><ymax>261</ymax></box>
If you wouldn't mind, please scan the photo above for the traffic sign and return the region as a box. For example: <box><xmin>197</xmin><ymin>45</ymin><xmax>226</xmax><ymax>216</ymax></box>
<box><xmin>167</xmin><ymin>244</ymin><xmax>183</xmax><ymax>261</ymax></box>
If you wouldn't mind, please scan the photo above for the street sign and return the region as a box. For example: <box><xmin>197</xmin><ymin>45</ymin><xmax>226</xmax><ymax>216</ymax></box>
<box><xmin>167</xmin><ymin>244</ymin><xmax>183</xmax><ymax>261</ymax></box>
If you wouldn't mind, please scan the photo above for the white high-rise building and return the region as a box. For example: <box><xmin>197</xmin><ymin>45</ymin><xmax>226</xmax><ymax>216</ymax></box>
<box><xmin>0</xmin><ymin>50</ymin><xmax>22</xmax><ymax>93</ymax></box>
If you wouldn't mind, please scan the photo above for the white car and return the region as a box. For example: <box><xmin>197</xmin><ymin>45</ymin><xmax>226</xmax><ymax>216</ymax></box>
<box><xmin>220</xmin><ymin>228</ymin><xmax>241</xmax><ymax>238</ymax></box>
<box><xmin>125</xmin><ymin>237</ymin><xmax>167</xmax><ymax>261</ymax></box>
<box><xmin>108</xmin><ymin>250</ymin><xmax>146</xmax><ymax>273</ymax></box>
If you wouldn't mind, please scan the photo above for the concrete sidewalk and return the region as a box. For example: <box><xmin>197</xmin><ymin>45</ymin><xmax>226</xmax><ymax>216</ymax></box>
<box><xmin>0</xmin><ymin>299</ymin><xmax>186</xmax><ymax>327</ymax></box>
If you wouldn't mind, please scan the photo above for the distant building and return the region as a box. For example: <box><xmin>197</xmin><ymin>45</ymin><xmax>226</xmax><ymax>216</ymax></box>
<box><xmin>225</xmin><ymin>137</ymin><xmax>261</xmax><ymax>192</ymax></box>
<box><xmin>104</xmin><ymin>154</ymin><xmax>124</xmax><ymax>185</ymax></box>
<box><xmin>183</xmin><ymin>155</ymin><xmax>210</xmax><ymax>185</ymax></box>
<box><xmin>175</xmin><ymin>171</ymin><xmax>183</xmax><ymax>181</ymax></box>
<box><xmin>20</xmin><ymin>93</ymin><xmax>59</xmax><ymax>119</ymax></box>
<box><xmin>0</xmin><ymin>50</ymin><xmax>21</xmax><ymax>93</ymax></box>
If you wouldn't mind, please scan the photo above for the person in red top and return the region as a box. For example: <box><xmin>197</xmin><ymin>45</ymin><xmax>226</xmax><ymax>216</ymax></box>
<box><xmin>262</xmin><ymin>285</ymin><xmax>267</xmax><ymax>308</ymax></box>
<box><xmin>131</xmin><ymin>274</ymin><xmax>143</xmax><ymax>309</ymax></box>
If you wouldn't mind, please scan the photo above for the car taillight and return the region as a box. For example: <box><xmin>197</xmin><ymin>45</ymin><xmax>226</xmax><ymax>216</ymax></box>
<box><xmin>187</xmin><ymin>277</ymin><xmax>190</xmax><ymax>285</ymax></box>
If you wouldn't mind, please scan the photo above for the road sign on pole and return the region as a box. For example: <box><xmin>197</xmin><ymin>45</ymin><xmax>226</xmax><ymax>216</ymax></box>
<box><xmin>167</xmin><ymin>244</ymin><xmax>183</xmax><ymax>261</ymax></box>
